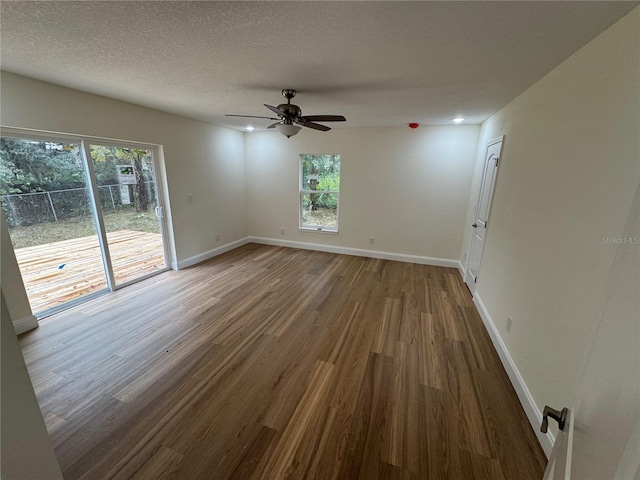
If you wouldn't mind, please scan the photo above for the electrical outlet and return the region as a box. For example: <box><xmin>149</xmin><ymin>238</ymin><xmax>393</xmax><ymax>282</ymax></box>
<box><xmin>187</xmin><ymin>194</ymin><xmax>193</xmax><ymax>204</ymax></box>
<box><xmin>369</xmin><ymin>237</ymin><xmax>375</xmax><ymax>245</ymax></box>
<box><xmin>280</xmin><ymin>228</ymin><xmax>285</xmax><ymax>235</ymax></box>
<box><xmin>215</xmin><ymin>233</ymin><xmax>220</xmax><ymax>242</ymax></box>
<box><xmin>506</xmin><ymin>316</ymin><xmax>513</xmax><ymax>333</ymax></box>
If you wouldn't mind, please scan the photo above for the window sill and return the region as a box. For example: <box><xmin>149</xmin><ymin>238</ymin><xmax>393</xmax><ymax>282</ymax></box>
<box><xmin>299</xmin><ymin>227</ymin><xmax>339</xmax><ymax>235</ymax></box>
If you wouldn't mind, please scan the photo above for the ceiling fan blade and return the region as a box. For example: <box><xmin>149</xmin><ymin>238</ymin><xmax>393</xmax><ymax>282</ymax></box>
<box><xmin>295</xmin><ymin>119</ymin><xmax>331</xmax><ymax>132</ymax></box>
<box><xmin>264</xmin><ymin>104</ymin><xmax>286</xmax><ymax>117</ymax></box>
<box><xmin>267</xmin><ymin>122</ymin><xmax>281</xmax><ymax>129</ymax></box>
<box><xmin>225</xmin><ymin>114</ymin><xmax>280</xmax><ymax>120</ymax></box>
<box><xmin>300</xmin><ymin>115</ymin><xmax>346</xmax><ymax>122</ymax></box>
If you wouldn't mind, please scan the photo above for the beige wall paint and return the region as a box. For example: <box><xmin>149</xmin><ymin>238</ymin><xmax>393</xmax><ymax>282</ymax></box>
<box><xmin>461</xmin><ymin>6</ymin><xmax>639</xmax><ymax>429</ymax></box>
<box><xmin>246</xmin><ymin>125</ymin><xmax>479</xmax><ymax>260</ymax></box>
<box><xmin>0</xmin><ymin>72</ymin><xmax>248</xmax><ymax>264</ymax></box>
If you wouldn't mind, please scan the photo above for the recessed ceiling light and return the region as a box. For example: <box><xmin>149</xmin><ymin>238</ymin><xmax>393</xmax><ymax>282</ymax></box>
<box><xmin>246</xmin><ymin>125</ymin><xmax>255</xmax><ymax>132</ymax></box>
<box><xmin>452</xmin><ymin>117</ymin><xmax>465</xmax><ymax>124</ymax></box>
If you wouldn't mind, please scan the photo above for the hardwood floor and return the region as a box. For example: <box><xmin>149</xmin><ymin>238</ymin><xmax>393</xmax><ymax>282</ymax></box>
<box><xmin>20</xmin><ymin>244</ymin><xmax>547</xmax><ymax>479</ymax></box>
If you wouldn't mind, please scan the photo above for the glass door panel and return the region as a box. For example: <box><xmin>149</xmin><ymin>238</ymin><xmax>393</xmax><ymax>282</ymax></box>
<box><xmin>0</xmin><ymin>137</ymin><xmax>108</xmax><ymax>314</ymax></box>
<box><xmin>88</xmin><ymin>144</ymin><xmax>167</xmax><ymax>286</ymax></box>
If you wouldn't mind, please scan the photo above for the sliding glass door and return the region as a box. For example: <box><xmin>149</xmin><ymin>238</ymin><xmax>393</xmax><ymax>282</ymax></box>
<box><xmin>88</xmin><ymin>144</ymin><xmax>168</xmax><ymax>286</ymax></box>
<box><xmin>0</xmin><ymin>136</ymin><xmax>108</xmax><ymax>313</ymax></box>
<box><xmin>0</xmin><ymin>132</ymin><xmax>169</xmax><ymax>316</ymax></box>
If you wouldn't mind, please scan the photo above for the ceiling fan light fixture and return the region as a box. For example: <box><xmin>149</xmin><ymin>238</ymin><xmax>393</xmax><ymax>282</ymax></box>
<box><xmin>276</xmin><ymin>123</ymin><xmax>301</xmax><ymax>138</ymax></box>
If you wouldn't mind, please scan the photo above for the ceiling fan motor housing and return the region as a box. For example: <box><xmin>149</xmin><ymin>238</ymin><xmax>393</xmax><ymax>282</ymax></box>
<box><xmin>278</xmin><ymin>103</ymin><xmax>302</xmax><ymax>117</ymax></box>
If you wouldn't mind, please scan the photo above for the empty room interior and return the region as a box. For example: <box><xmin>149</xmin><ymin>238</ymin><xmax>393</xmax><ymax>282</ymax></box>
<box><xmin>1</xmin><ymin>2</ymin><xmax>639</xmax><ymax>479</ymax></box>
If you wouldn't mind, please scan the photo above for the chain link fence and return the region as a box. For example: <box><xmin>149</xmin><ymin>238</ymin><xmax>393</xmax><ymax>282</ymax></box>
<box><xmin>1</xmin><ymin>183</ymin><xmax>156</xmax><ymax>227</ymax></box>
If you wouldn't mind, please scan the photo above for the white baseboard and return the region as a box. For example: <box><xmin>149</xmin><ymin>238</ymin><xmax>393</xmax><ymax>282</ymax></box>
<box><xmin>13</xmin><ymin>314</ymin><xmax>38</xmax><ymax>335</ymax></box>
<box><xmin>473</xmin><ymin>293</ymin><xmax>554</xmax><ymax>457</ymax></box>
<box><xmin>172</xmin><ymin>236</ymin><xmax>460</xmax><ymax>271</ymax></box>
<box><xmin>175</xmin><ymin>237</ymin><xmax>252</xmax><ymax>270</ymax></box>
<box><xmin>456</xmin><ymin>260</ymin><xmax>466</xmax><ymax>278</ymax></box>
<box><xmin>248</xmin><ymin>236</ymin><xmax>460</xmax><ymax>269</ymax></box>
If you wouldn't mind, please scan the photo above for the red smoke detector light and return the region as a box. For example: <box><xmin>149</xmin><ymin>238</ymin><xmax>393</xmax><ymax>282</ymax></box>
<box><xmin>408</xmin><ymin>123</ymin><xmax>419</xmax><ymax>129</ymax></box>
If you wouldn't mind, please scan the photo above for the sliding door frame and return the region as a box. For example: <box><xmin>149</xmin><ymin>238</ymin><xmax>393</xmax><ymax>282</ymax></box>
<box><xmin>80</xmin><ymin>140</ymin><xmax>117</xmax><ymax>290</ymax></box>
<box><xmin>1</xmin><ymin>126</ymin><xmax>172</xmax><ymax>311</ymax></box>
<box><xmin>81</xmin><ymin>139</ymin><xmax>171</xmax><ymax>290</ymax></box>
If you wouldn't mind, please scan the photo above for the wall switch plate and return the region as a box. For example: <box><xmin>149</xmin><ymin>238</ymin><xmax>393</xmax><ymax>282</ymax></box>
<box><xmin>187</xmin><ymin>194</ymin><xmax>193</xmax><ymax>204</ymax></box>
<box><xmin>506</xmin><ymin>316</ymin><xmax>513</xmax><ymax>333</ymax></box>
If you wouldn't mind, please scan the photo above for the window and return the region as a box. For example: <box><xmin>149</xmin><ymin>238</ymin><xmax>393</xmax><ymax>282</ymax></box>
<box><xmin>300</xmin><ymin>154</ymin><xmax>340</xmax><ymax>232</ymax></box>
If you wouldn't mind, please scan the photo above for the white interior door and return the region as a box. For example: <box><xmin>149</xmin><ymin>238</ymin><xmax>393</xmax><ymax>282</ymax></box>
<box><xmin>542</xmin><ymin>409</ymin><xmax>574</xmax><ymax>480</ymax></box>
<box><xmin>464</xmin><ymin>136</ymin><xmax>503</xmax><ymax>292</ymax></box>
<box><xmin>542</xmin><ymin>181</ymin><xmax>640</xmax><ymax>479</ymax></box>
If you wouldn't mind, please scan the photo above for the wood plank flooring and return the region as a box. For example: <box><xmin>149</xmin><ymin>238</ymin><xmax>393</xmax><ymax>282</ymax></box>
<box><xmin>14</xmin><ymin>230</ymin><xmax>165</xmax><ymax>313</ymax></box>
<box><xmin>20</xmin><ymin>244</ymin><xmax>547</xmax><ymax>479</ymax></box>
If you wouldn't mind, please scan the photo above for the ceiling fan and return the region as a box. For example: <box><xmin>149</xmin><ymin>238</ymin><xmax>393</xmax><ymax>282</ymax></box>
<box><xmin>226</xmin><ymin>89</ymin><xmax>346</xmax><ymax>137</ymax></box>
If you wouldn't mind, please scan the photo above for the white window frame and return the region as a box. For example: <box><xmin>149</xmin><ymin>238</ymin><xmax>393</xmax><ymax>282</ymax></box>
<box><xmin>299</xmin><ymin>154</ymin><xmax>340</xmax><ymax>233</ymax></box>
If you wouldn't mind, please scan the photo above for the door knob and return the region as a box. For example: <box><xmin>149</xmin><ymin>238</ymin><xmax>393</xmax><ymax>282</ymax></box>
<box><xmin>472</xmin><ymin>223</ymin><xmax>478</xmax><ymax>228</ymax></box>
<box><xmin>541</xmin><ymin>405</ymin><xmax>568</xmax><ymax>433</ymax></box>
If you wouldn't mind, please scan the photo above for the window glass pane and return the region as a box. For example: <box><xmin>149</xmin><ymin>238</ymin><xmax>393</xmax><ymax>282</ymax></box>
<box><xmin>0</xmin><ymin>137</ymin><xmax>107</xmax><ymax>313</ymax></box>
<box><xmin>89</xmin><ymin>145</ymin><xmax>166</xmax><ymax>285</ymax></box>
<box><xmin>302</xmin><ymin>192</ymin><xmax>338</xmax><ymax>229</ymax></box>
<box><xmin>301</xmin><ymin>154</ymin><xmax>340</xmax><ymax>191</ymax></box>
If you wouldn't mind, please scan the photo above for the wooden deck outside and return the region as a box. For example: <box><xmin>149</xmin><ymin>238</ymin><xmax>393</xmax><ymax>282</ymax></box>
<box><xmin>14</xmin><ymin>230</ymin><xmax>165</xmax><ymax>313</ymax></box>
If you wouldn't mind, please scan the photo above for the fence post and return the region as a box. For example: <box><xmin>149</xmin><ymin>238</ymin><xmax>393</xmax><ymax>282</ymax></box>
<box><xmin>47</xmin><ymin>192</ymin><xmax>58</xmax><ymax>221</ymax></box>
<box><xmin>5</xmin><ymin>196</ymin><xmax>20</xmax><ymax>226</ymax></box>
<box><xmin>108</xmin><ymin>185</ymin><xmax>116</xmax><ymax>209</ymax></box>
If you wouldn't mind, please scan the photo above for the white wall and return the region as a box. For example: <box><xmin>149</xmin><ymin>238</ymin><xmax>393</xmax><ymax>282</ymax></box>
<box><xmin>461</xmin><ymin>6</ymin><xmax>639</xmax><ymax>451</ymax></box>
<box><xmin>1</xmin><ymin>288</ymin><xmax>63</xmax><ymax>478</ymax></box>
<box><xmin>0</xmin><ymin>72</ymin><xmax>248</xmax><ymax>264</ymax></box>
<box><xmin>1</xmin><ymin>210</ymin><xmax>35</xmax><ymax>333</ymax></box>
<box><xmin>246</xmin><ymin>125</ymin><xmax>479</xmax><ymax>261</ymax></box>
<box><xmin>571</xmin><ymin>179</ymin><xmax>639</xmax><ymax>480</ymax></box>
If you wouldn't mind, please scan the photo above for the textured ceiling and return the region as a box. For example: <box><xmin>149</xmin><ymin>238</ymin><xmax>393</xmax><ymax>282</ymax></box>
<box><xmin>1</xmin><ymin>1</ymin><xmax>637</xmax><ymax>131</ymax></box>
